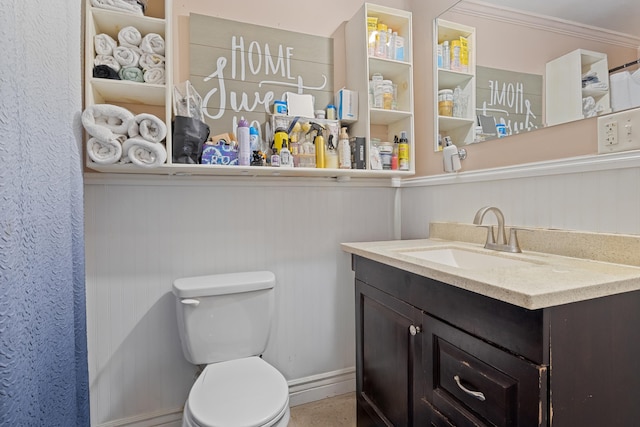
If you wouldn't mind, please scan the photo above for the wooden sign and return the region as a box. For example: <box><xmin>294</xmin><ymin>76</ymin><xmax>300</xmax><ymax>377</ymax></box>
<box><xmin>189</xmin><ymin>13</ymin><xmax>334</xmax><ymax>137</ymax></box>
<box><xmin>476</xmin><ymin>66</ymin><xmax>542</xmax><ymax>138</ymax></box>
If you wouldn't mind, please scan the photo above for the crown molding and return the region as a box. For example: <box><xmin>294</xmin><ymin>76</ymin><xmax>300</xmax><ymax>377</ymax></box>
<box><xmin>451</xmin><ymin>0</ymin><xmax>640</xmax><ymax>50</ymax></box>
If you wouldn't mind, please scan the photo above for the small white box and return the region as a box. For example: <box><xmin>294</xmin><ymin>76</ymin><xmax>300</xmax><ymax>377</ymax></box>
<box><xmin>335</xmin><ymin>88</ymin><xmax>358</xmax><ymax>122</ymax></box>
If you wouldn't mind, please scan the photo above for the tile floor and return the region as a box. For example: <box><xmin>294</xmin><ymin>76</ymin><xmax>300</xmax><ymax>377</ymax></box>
<box><xmin>289</xmin><ymin>392</ymin><xmax>356</xmax><ymax>427</ymax></box>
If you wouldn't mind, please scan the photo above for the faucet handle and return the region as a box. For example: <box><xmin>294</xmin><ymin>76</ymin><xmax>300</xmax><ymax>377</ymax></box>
<box><xmin>507</xmin><ymin>227</ymin><xmax>530</xmax><ymax>253</ymax></box>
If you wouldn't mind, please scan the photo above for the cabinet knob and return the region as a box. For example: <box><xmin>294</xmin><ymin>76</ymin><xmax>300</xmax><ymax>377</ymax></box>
<box><xmin>409</xmin><ymin>325</ymin><xmax>421</xmax><ymax>336</ymax></box>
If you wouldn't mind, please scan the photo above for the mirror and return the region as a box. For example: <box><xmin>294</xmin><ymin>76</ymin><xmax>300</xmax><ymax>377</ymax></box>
<box><xmin>434</xmin><ymin>0</ymin><xmax>640</xmax><ymax>151</ymax></box>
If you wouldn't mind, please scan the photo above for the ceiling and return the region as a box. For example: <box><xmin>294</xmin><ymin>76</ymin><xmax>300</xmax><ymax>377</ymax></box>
<box><xmin>476</xmin><ymin>0</ymin><xmax>640</xmax><ymax>39</ymax></box>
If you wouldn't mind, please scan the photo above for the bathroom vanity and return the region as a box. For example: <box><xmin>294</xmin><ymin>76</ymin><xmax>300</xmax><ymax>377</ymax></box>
<box><xmin>343</xmin><ymin>230</ymin><xmax>640</xmax><ymax>427</ymax></box>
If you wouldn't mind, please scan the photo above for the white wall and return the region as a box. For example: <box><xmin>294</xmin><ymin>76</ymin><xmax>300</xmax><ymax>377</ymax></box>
<box><xmin>401</xmin><ymin>164</ymin><xmax>640</xmax><ymax>238</ymax></box>
<box><xmin>84</xmin><ymin>176</ymin><xmax>396</xmax><ymax>425</ymax></box>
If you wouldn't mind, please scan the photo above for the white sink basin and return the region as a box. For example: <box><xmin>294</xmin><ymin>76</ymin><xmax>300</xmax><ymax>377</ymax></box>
<box><xmin>397</xmin><ymin>247</ymin><xmax>537</xmax><ymax>270</ymax></box>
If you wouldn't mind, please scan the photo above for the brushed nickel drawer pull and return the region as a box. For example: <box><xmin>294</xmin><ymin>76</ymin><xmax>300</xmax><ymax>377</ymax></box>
<box><xmin>454</xmin><ymin>375</ymin><xmax>486</xmax><ymax>401</ymax></box>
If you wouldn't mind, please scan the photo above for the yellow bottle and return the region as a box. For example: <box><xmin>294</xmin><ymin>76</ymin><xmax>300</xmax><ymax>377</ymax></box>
<box><xmin>315</xmin><ymin>134</ymin><xmax>326</xmax><ymax>168</ymax></box>
<box><xmin>398</xmin><ymin>131</ymin><xmax>409</xmax><ymax>171</ymax></box>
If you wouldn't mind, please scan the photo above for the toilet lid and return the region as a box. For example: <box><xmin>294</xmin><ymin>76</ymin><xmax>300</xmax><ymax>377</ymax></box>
<box><xmin>188</xmin><ymin>356</ymin><xmax>289</xmax><ymax>427</ymax></box>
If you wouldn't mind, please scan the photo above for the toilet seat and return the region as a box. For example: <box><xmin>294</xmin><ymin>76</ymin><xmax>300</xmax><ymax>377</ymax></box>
<box><xmin>186</xmin><ymin>356</ymin><xmax>289</xmax><ymax>427</ymax></box>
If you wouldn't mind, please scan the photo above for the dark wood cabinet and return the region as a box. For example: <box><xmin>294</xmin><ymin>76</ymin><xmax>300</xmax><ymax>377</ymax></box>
<box><xmin>353</xmin><ymin>255</ymin><xmax>640</xmax><ymax>427</ymax></box>
<box><xmin>355</xmin><ymin>279</ymin><xmax>422</xmax><ymax>426</ymax></box>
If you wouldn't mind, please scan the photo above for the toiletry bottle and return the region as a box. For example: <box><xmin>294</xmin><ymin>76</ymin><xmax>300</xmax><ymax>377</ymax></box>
<box><xmin>338</xmin><ymin>127</ymin><xmax>351</xmax><ymax>169</ymax></box>
<box><xmin>375</xmin><ymin>23</ymin><xmax>388</xmax><ymax>58</ymax></box>
<box><xmin>270</xmin><ymin>148</ymin><xmax>280</xmax><ymax>167</ymax></box>
<box><xmin>326</xmin><ymin>104</ymin><xmax>337</xmax><ymax>120</ymax></box>
<box><xmin>280</xmin><ymin>144</ymin><xmax>294</xmax><ymax>168</ymax></box>
<box><xmin>398</xmin><ymin>131</ymin><xmax>409</xmax><ymax>171</ymax></box>
<box><xmin>442</xmin><ymin>40</ymin><xmax>450</xmax><ymax>70</ymax></box>
<box><xmin>273</xmin><ymin>127</ymin><xmax>288</xmax><ymax>154</ymax></box>
<box><xmin>325</xmin><ymin>134</ymin><xmax>338</xmax><ymax>169</ymax></box>
<box><xmin>237</xmin><ymin>117</ymin><xmax>250</xmax><ymax>166</ymax></box>
<box><xmin>249</xmin><ymin>125</ymin><xmax>260</xmax><ymax>152</ymax></box>
<box><xmin>391</xmin><ymin>135</ymin><xmax>399</xmax><ymax>170</ymax></box>
<box><xmin>310</xmin><ymin>123</ymin><xmax>326</xmax><ymax>168</ymax></box>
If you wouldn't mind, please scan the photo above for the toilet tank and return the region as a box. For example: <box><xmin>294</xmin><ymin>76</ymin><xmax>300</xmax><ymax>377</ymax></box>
<box><xmin>172</xmin><ymin>271</ymin><xmax>275</xmax><ymax>365</ymax></box>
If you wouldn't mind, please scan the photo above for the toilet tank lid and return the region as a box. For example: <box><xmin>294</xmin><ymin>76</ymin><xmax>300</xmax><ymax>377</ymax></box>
<box><xmin>173</xmin><ymin>271</ymin><xmax>275</xmax><ymax>298</ymax></box>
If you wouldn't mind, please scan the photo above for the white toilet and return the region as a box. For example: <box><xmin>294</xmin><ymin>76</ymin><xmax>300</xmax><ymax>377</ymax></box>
<box><xmin>173</xmin><ymin>271</ymin><xmax>290</xmax><ymax>427</ymax></box>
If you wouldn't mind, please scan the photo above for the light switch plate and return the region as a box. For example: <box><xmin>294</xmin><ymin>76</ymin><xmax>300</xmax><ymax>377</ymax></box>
<box><xmin>598</xmin><ymin>108</ymin><xmax>640</xmax><ymax>154</ymax></box>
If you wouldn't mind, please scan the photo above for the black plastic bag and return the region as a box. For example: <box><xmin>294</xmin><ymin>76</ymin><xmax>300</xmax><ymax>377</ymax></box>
<box><xmin>172</xmin><ymin>116</ymin><xmax>210</xmax><ymax>164</ymax></box>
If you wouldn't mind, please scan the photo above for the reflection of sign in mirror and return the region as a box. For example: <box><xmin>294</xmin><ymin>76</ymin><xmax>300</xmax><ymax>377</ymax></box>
<box><xmin>476</xmin><ymin>66</ymin><xmax>542</xmax><ymax>139</ymax></box>
<box><xmin>189</xmin><ymin>13</ymin><xmax>333</xmax><ymax>134</ymax></box>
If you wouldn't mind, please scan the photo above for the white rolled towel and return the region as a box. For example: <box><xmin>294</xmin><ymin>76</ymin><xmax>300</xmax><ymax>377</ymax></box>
<box><xmin>118</xmin><ymin>26</ymin><xmax>142</xmax><ymax>47</ymax></box>
<box><xmin>86</xmin><ymin>135</ymin><xmax>125</xmax><ymax>165</ymax></box>
<box><xmin>121</xmin><ymin>138</ymin><xmax>167</xmax><ymax>167</ymax></box>
<box><xmin>139</xmin><ymin>33</ymin><xmax>165</xmax><ymax>55</ymax></box>
<box><xmin>94</xmin><ymin>33</ymin><xmax>117</xmax><ymax>56</ymax></box>
<box><xmin>139</xmin><ymin>52</ymin><xmax>165</xmax><ymax>70</ymax></box>
<box><xmin>113</xmin><ymin>46</ymin><xmax>141</xmax><ymax>68</ymax></box>
<box><xmin>143</xmin><ymin>68</ymin><xmax>165</xmax><ymax>85</ymax></box>
<box><xmin>90</xmin><ymin>0</ymin><xmax>143</xmax><ymax>15</ymax></box>
<box><xmin>128</xmin><ymin>113</ymin><xmax>167</xmax><ymax>143</ymax></box>
<box><xmin>82</xmin><ymin>104</ymin><xmax>134</xmax><ymax>142</ymax></box>
<box><xmin>94</xmin><ymin>54</ymin><xmax>121</xmax><ymax>72</ymax></box>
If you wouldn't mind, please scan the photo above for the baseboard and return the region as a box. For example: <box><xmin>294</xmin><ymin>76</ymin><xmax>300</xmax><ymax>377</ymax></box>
<box><xmin>287</xmin><ymin>366</ymin><xmax>356</xmax><ymax>407</ymax></box>
<box><xmin>96</xmin><ymin>367</ymin><xmax>356</xmax><ymax>426</ymax></box>
<box><xmin>95</xmin><ymin>407</ymin><xmax>184</xmax><ymax>427</ymax></box>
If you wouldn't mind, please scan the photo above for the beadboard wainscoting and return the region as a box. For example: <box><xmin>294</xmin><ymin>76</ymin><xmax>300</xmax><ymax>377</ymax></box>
<box><xmin>84</xmin><ymin>175</ymin><xmax>396</xmax><ymax>426</ymax></box>
<box><xmin>401</xmin><ymin>155</ymin><xmax>640</xmax><ymax>238</ymax></box>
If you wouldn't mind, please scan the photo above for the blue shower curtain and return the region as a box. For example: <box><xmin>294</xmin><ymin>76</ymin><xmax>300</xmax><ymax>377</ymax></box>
<box><xmin>0</xmin><ymin>1</ymin><xmax>90</xmax><ymax>425</ymax></box>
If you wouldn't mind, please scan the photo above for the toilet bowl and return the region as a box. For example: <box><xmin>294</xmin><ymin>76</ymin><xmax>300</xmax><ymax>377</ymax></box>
<box><xmin>182</xmin><ymin>357</ymin><xmax>290</xmax><ymax>427</ymax></box>
<box><xmin>173</xmin><ymin>272</ymin><xmax>290</xmax><ymax>427</ymax></box>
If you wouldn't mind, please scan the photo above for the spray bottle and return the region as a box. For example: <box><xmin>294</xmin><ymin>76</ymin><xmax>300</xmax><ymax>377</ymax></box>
<box><xmin>308</xmin><ymin>122</ymin><xmax>326</xmax><ymax>168</ymax></box>
<box><xmin>338</xmin><ymin>127</ymin><xmax>351</xmax><ymax>169</ymax></box>
<box><xmin>398</xmin><ymin>130</ymin><xmax>410</xmax><ymax>171</ymax></box>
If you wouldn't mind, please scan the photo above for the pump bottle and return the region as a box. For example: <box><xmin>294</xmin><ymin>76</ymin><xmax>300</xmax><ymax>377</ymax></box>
<box><xmin>338</xmin><ymin>127</ymin><xmax>351</xmax><ymax>169</ymax></box>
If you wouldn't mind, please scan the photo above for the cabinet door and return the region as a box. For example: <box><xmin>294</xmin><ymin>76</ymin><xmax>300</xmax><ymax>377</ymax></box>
<box><xmin>421</xmin><ymin>314</ymin><xmax>547</xmax><ymax>427</ymax></box>
<box><xmin>355</xmin><ymin>279</ymin><xmax>422</xmax><ymax>427</ymax></box>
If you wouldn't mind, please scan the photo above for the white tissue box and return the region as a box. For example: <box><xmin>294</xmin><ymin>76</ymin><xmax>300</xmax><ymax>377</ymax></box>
<box><xmin>335</xmin><ymin>88</ymin><xmax>358</xmax><ymax>122</ymax></box>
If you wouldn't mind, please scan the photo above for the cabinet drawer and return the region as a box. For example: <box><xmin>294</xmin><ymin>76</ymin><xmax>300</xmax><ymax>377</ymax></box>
<box><xmin>423</xmin><ymin>314</ymin><xmax>547</xmax><ymax>427</ymax></box>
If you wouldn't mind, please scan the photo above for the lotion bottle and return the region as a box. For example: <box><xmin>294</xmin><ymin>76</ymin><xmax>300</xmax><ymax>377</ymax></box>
<box><xmin>338</xmin><ymin>127</ymin><xmax>351</xmax><ymax>169</ymax></box>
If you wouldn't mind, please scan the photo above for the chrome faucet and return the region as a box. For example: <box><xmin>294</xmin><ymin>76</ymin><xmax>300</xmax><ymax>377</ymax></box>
<box><xmin>473</xmin><ymin>206</ymin><xmax>522</xmax><ymax>253</ymax></box>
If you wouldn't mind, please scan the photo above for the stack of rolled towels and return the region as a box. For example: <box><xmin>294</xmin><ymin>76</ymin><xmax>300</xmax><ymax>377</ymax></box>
<box><xmin>82</xmin><ymin>104</ymin><xmax>168</xmax><ymax>168</ymax></box>
<box><xmin>93</xmin><ymin>25</ymin><xmax>165</xmax><ymax>84</ymax></box>
<box><xmin>90</xmin><ymin>0</ymin><xmax>148</xmax><ymax>16</ymax></box>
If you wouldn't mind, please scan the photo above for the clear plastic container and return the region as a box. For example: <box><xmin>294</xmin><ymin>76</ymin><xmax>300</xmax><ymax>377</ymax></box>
<box><xmin>382</xmin><ymin>80</ymin><xmax>394</xmax><ymax>110</ymax></box>
<box><xmin>438</xmin><ymin>89</ymin><xmax>454</xmax><ymax>117</ymax></box>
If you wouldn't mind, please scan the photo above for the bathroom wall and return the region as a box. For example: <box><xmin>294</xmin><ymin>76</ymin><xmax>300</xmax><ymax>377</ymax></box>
<box><xmin>84</xmin><ymin>176</ymin><xmax>397</xmax><ymax>425</ymax></box>
<box><xmin>401</xmin><ymin>165</ymin><xmax>640</xmax><ymax>238</ymax></box>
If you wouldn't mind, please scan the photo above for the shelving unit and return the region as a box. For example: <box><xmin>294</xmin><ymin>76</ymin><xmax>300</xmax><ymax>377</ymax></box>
<box><xmin>545</xmin><ymin>49</ymin><xmax>611</xmax><ymax>126</ymax></box>
<box><xmin>84</xmin><ymin>1</ymin><xmax>413</xmax><ymax>180</ymax></box>
<box><xmin>434</xmin><ymin>19</ymin><xmax>476</xmax><ymax>151</ymax></box>
<box><xmin>344</xmin><ymin>3</ymin><xmax>415</xmax><ymax>175</ymax></box>
<box><xmin>84</xmin><ymin>0</ymin><xmax>173</xmax><ymax>171</ymax></box>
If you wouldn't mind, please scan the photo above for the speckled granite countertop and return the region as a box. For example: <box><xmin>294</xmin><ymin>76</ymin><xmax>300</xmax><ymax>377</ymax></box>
<box><xmin>342</xmin><ymin>223</ymin><xmax>640</xmax><ymax>310</ymax></box>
